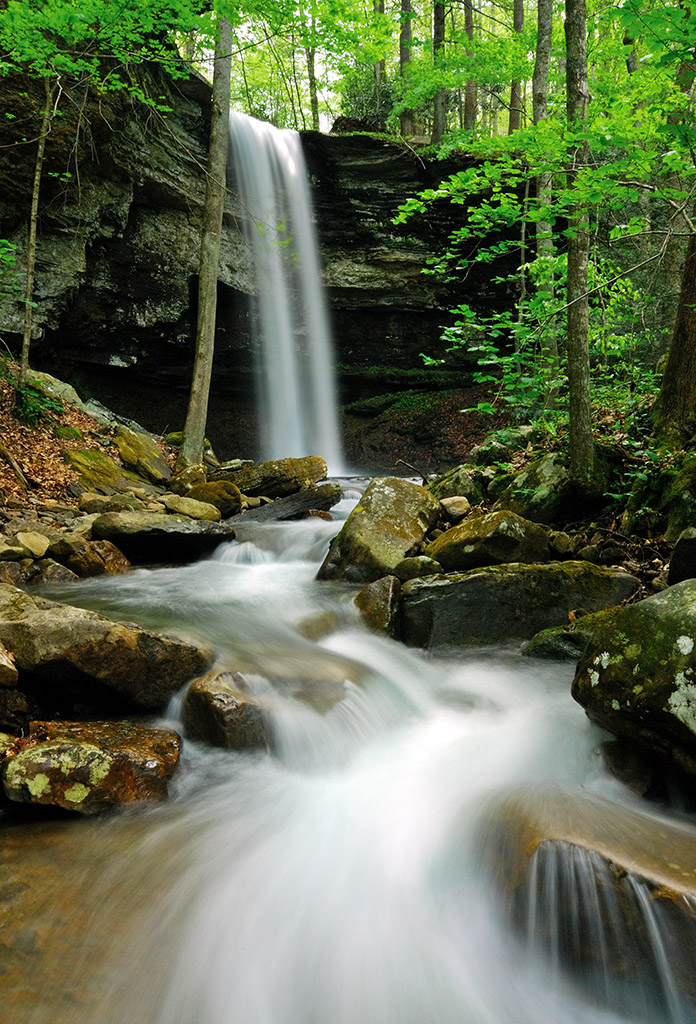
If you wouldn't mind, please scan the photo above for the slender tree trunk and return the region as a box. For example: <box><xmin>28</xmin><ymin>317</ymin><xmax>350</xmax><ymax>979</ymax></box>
<box><xmin>400</xmin><ymin>0</ymin><xmax>414</xmax><ymax>135</ymax></box>
<box><xmin>431</xmin><ymin>1</ymin><xmax>447</xmax><ymax>145</ymax></box>
<box><xmin>464</xmin><ymin>0</ymin><xmax>476</xmax><ymax>130</ymax></box>
<box><xmin>373</xmin><ymin>0</ymin><xmax>386</xmax><ymax>118</ymax></box>
<box><xmin>18</xmin><ymin>77</ymin><xmax>53</xmax><ymax>393</ymax></box>
<box><xmin>306</xmin><ymin>34</ymin><xmax>320</xmax><ymax>130</ymax></box>
<box><xmin>508</xmin><ymin>0</ymin><xmax>524</xmax><ymax>133</ymax></box>
<box><xmin>177</xmin><ymin>16</ymin><xmax>232</xmax><ymax>470</ymax></box>
<box><xmin>654</xmin><ymin>231</ymin><xmax>696</xmax><ymax>441</ymax></box>
<box><xmin>565</xmin><ymin>0</ymin><xmax>595</xmax><ymax>488</ymax></box>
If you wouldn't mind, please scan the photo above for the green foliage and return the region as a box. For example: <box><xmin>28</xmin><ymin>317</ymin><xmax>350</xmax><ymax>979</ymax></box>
<box><xmin>13</xmin><ymin>383</ymin><xmax>64</xmax><ymax>426</ymax></box>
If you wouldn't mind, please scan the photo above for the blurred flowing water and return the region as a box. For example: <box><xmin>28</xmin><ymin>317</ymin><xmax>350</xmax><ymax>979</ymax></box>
<box><xmin>4</xmin><ymin>509</ymin><xmax>696</xmax><ymax>1024</ymax></box>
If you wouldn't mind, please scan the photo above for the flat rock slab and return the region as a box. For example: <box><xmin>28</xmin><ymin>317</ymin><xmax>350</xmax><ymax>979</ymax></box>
<box><xmin>91</xmin><ymin>510</ymin><xmax>236</xmax><ymax>563</ymax></box>
<box><xmin>0</xmin><ymin>584</ymin><xmax>211</xmax><ymax>711</ymax></box>
<box><xmin>1</xmin><ymin>719</ymin><xmax>181</xmax><ymax>814</ymax></box>
<box><xmin>210</xmin><ymin>456</ymin><xmax>328</xmax><ymax>498</ymax></box>
<box><xmin>401</xmin><ymin>561</ymin><xmax>640</xmax><ymax>649</ymax></box>
<box><xmin>231</xmin><ymin>481</ymin><xmax>342</xmax><ymax>524</ymax></box>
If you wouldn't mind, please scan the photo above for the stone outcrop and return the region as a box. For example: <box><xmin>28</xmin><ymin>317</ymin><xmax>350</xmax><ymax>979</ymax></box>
<box><xmin>572</xmin><ymin>581</ymin><xmax>696</xmax><ymax>775</ymax></box>
<box><xmin>112</xmin><ymin>425</ymin><xmax>172</xmax><ymax>485</ymax></box>
<box><xmin>317</xmin><ymin>476</ymin><xmax>441</xmax><ymax>583</ymax></box>
<box><xmin>400</xmin><ymin>561</ymin><xmax>640</xmax><ymax>649</ymax></box>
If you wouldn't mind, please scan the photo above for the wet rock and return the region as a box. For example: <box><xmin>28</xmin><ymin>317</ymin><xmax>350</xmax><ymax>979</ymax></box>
<box><xmin>45</xmin><ymin>534</ymin><xmax>109</xmax><ymax>577</ymax></box>
<box><xmin>210</xmin><ymin>456</ymin><xmax>328</xmax><ymax>498</ymax></box>
<box><xmin>161</xmin><ymin>493</ymin><xmax>221</xmax><ymax>521</ymax></box>
<box><xmin>112</xmin><ymin>425</ymin><xmax>171</xmax><ymax>485</ymax></box>
<box><xmin>234</xmin><ymin>482</ymin><xmax>342</xmax><ymax>523</ymax></box>
<box><xmin>1</xmin><ymin>719</ymin><xmax>181</xmax><ymax>814</ymax></box>
<box><xmin>401</xmin><ymin>561</ymin><xmax>640</xmax><ymax>649</ymax></box>
<box><xmin>0</xmin><ymin>584</ymin><xmax>211</xmax><ymax>711</ymax></box>
<box><xmin>425</xmin><ymin>510</ymin><xmax>552</xmax><ymax>573</ymax></box>
<box><xmin>62</xmin><ymin>448</ymin><xmax>150</xmax><ymax>494</ymax></box>
<box><xmin>492</xmin><ymin>453</ymin><xmax>571</xmax><ymax>524</ymax></box>
<box><xmin>183</xmin><ymin>671</ymin><xmax>271</xmax><ymax>751</ymax></box>
<box><xmin>91</xmin><ymin>510</ymin><xmax>236</xmax><ymax>563</ymax></box>
<box><xmin>521</xmin><ymin>617</ymin><xmax>599</xmax><ymax>660</ymax></box>
<box><xmin>355</xmin><ymin>576</ymin><xmax>401</xmax><ymax>637</ymax></box>
<box><xmin>0</xmin><ymin>562</ymin><xmax>22</xmax><ymax>586</ymax></box>
<box><xmin>317</xmin><ymin>476</ymin><xmax>441</xmax><ymax>583</ymax></box>
<box><xmin>428</xmin><ymin>464</ymin><xmax>484</xmax><ymax>503</ymax></box>
<box><xmin>186</xmin><ymin>480</ymin><xmax>243</xmax><ymax>518</ymax></box>
<box><xmin>90</xmin><ymin>540</ymin><xmax>131</xmax><ymax>574</ymax></box>
<box><xmin>669</xmin><ymin>528</ymin><xmax>696</xmax><ymax>585</ymax></box>
<box><xmin>572</xmin><ymin>581</ymin><xmax>696</xmax><ymax>775</ymax></box>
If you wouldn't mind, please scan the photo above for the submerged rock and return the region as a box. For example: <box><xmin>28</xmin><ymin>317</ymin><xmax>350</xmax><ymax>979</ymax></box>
<box><xmin>0</xmin><ymin>584</ymin><xmax>211</xmax><ymax>711</ymax></box>
<box><xmin>317</xmin><ymin>476</ymin><xmax>441</xmax><ymax>583</ymax></box>
<box><xmin>401</xmin><ymin>561</ymin><xmax>640</xmax><ymax>649</ymax></box>
<box><xmin>425</xmin><ymin>510</ymin><xmax>551</xmax><ymax>572</ymax></box>
<box><xmin>1</xmin><ymin>719</ymin><xmax>181</xmax><ymax>814</ymax></box>
<box><xmin>572</xmin><ymin>581</ymin><xmax>696</xmax><ymax>775</ymax></box>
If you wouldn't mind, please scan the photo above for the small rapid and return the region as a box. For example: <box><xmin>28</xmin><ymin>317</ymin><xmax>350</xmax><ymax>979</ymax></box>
<box><xmin>10</xmin><ymin>512</ymin><xmax>696</xmax><ymax>1024</ymax></box>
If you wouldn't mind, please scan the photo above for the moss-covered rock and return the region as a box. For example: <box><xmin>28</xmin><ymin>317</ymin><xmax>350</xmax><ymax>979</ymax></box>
<box><xmin>401</xmin><ymin>561</ymin><xmax>640</xmax><ymax>649</ymax></box>
<box><xmin>113</xmin><ymin>425</ymin><xmax>172</xmax><ymax>485</ymax></box>
<box><xmin>572</xmin><ymin>581</ymin><xmax>696</xmax><ymax>775</ymax></box>
<box><xmin>161</xmin><ymin>493</ymin><xmax>221</xmax><ymax>521</ymax></box>
<box><xmin>210</xmin><ymin>456</ymin><xmax>328</xmax><ymax>498</ymax></box>
<box><xmin>425</xmin><ymin>510</ymin><xmax>552</xmax><ymax>572</ymax></box>
<box><xmin>428</xmin><ymin>464</ymin><xmax>484</xmax><ymax>503</ymax></box>
<box><xmin>521</xmin><ymin>616</ymin><xmax>600</xmax><ymax>660</ymax></box>
<box><xmin>492</xmin><ymin>453</ymin><xmax>571</xmax><ymax>524</ymax></box>
<box><xmin>186</xmin><ymin>480</ymin><xmax>243</xmax><ymax>518</ymax></box>
<box><xmin>317</xmin><ymin>476</ymin><xmax>441</xmax><ymax>583</ymax></box>
<box><xmin>62</xmin><ymin>448</ymin><xmax>150</xmax><ymax>494</ymax></box>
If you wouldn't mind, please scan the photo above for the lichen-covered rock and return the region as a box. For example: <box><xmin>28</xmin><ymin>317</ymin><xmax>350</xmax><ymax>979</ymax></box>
<box><xmin>113</xmin><ymin>425</ymin><xmax>172</xmax><ymax>485</ymax></box>
<box><xmin>161</xmin><ymin>493</ymin><xmax>221</xmax><ymax>521</ymax></box>
<box><xmin>401</xmin><ymin>561</ymin><xmax>640</xmax><ymax>649</ymax></box>
<box><xmin>169</xmin><ymin>463</ymin><xmax>207</xmax><ymax>495</ymax></box>
<box><xmin>425</xmin><ymin>510</ymin><xmax>552</xmax><ymax>572</ymax></box>
<box><xmin>186</xmin><ymin>480</ymin><xmax>243</xmax><ymax>518</ymax></box>
<box><xmin>428</xmin><ymin>464</ymin><xmax>484</xmax><ymax>503</ymax></box>
<box><xmin>572</xmin><ymin>581</ymin><xmax>696</xmax><ymax>775</ymax></box>
<box><xmin>492</xmin><ymin>453</ymin><xmax>571</xmax><ymax>524</ymax></box>
<box><xmin>183</xmin><ymin>672</ymin><xmax>271</xmax><ymax>751</ymax></box>
<box><xmin>0</xmin><ymin>584</ymin><xmax>211</xmax><ymax>711</ymax></box>
<box><xmin>210</xmin><ymin>456</ymin><xmax>328</xmax><ymax>498</ymax></box>
<box><xmin>354</xmin><ymin>576</ymin><xmax>401</xmax><ymax>637</ymax></box>
<box><xmin>1</xmin><ymin>719</ymin><xmax>181</xmax><ymax>814</ymax></box>
<box><xmin>317</xmin><ymin>476</ymin><xmax>441</xmax><ymax>583</ymax></box>
<box><xmin>91</xmin><ymin>510</ymin><xmax>236</xmax><ymax>563</ymax></box>
<box><xmin>62</xmin><ymin>448</ymin><xmax>149</xmax><ymax>494</ymax></box>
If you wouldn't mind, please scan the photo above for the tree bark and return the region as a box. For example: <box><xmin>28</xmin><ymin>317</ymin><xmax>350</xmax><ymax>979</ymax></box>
<box><xmin>431</xmin><ymin>0</ymin><xmax>447</xmax><ymax>145</ymax></box>
<box><xmin>18</xmin><ymin>77</ymin><xmax>53</xmax><ymax>393</ymax></box>
<box><xmin>508</xmin><ymin>0</ymin><xmax>524</xmax><ymax>133</ymax></box>
<box><xmin>565</xmin><ymin>0</ymin><xmax>595</xmax><ymax>488</ymax></box>
<box><xmin>654</xmin><ymin>231</ymin><xmax>696</xmax><ymax>441</ymax></box>
<box><xmin>400</xmin><ymin>0</ymin><xmax>414</xmax><ymax>135</ymax></box>
<box><xmin>463</xmin><ymin>0</ymin><xmax>476</xmax><ymax>130</ymax></box>
<box><xmin>373</xmin><ymin>0</ymin><xmax>386</xmax><ymax>119</ymax></box>
<box><xmin>177</xmin><ymin>16</ymin><xmax>232</xmax><ymax>470</ymax></box>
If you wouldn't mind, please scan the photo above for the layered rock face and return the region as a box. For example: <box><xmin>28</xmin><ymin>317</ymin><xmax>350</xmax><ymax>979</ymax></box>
<box><xmin>0</xmin><ymin>68</ymin><xmax>512</xmax><ymax>462</ymax></box>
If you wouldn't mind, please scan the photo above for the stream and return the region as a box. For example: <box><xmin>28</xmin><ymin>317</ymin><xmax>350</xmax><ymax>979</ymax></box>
<box><xmin>4</xmin><ymin>498</ymin><xmax>696</xmax><ymax>1024</ymax></box>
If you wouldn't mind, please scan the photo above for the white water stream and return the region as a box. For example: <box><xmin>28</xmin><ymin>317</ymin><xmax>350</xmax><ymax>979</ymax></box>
<box><xmin>228</xmin><ymin>113</ymin><xmax>343</xmax><ymax>470</ymax></box>
<box><xmin>10</xmin><ymin>508</ymin><xmax>695</xmax><ymax>1024</ymax></box>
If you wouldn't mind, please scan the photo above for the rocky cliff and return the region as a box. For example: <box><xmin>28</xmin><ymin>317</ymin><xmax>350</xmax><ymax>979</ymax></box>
<box><xmin>0</xmin><ymin>65</ymin><xmax>512</xmax><ymax>463</ymax></box>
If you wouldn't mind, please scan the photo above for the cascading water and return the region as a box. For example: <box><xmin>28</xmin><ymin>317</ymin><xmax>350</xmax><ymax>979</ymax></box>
<box><xmin>228</xmin><ymin>112</ymin><xmax>343</xmax><ymax>471</ymax></box>
<box><xmin>6</xmin><ymin>511</ymin><xmax>696</xmax><ymax>1024</ymax></box>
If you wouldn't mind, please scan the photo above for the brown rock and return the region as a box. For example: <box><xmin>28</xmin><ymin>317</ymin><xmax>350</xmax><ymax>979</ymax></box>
<box><xmin>355</xmin><ymin>576</ymin><xmax>401</xmax><ymax>637</ymax></box>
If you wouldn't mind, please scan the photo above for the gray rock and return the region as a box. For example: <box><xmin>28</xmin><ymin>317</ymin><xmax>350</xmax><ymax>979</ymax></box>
<box><xmin>91</xmin><ymin>510</ymin><xmax>236</xmax><ymax>563</ymax></box>
<box><xmin>232</xmin><ymin>482</ymin><xmax>342</xmax><ymax>523</ymax></box>
<box><xmin>428</xmin><ymin>464</ymin><xmax>484</xmax><ymax>503</ymax></box>
<box><xmin>425</xmin><ymin>510</ymin><xmax>552</xmax><ymax>572</ymax></box>
<box><xmin>401</xmin><ymin>561</ymin><xmax>640</xmax><ymax>649</ymax></box>
<box><xmin>317</xmin><ymin>476</ymin><xmax>441</xmax><ymax>583</ymax></box>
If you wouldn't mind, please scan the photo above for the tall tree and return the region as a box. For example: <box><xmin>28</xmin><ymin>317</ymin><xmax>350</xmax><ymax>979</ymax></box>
<box><xmin>178</xmin><ymin>15</ymin><xmax>232</xmax><ymax>469</ymax></box>
<box><xmin>432</xmin><ymin>0</ymin><xmax>447</xmax><ymax>144</ymax></box>
<box><xmin>463</xmin><ymin>0</ymin><xmax>476</xmax><ymax>131</ymax></box>
<box><xmin>508</xmin><ymin>0</ymin><xmax>524</xmax><ymax>133</ymax></box>
<box><xmin>654</xmin><ymin>232</ymin><xmax>696</xmax><ymax>441</ymax></box>
<box><xmin>400</xmin><ymin>0</ymin><xmax>414</xmax><ymax>135</ymax></box>
<box><xmin>565</xmin><ymin>0</ymin><xmax>595</xmax><ymax>487</ymax></box>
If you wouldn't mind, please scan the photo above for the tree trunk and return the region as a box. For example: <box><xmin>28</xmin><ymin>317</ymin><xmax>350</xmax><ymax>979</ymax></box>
<box><xmin>373</xmin><ymin>0</ymin><xmax>386</xmax><ymax>119</ymax></box>
<box><xmin>177</xmin><ymin>16</ymin><xmax>232</xmax><ymax>470</ymax></box>
<box><xmin>306</xmin><ymin>36</ymin><xmax>320</xmax><ymax>131</ymax></box>
<box><xmin>508</xmin><ymin>0</ymin><xmax>524</xmax><ymax>133</ymax></box>
<box><xmin>18</xmin><ymin>77</ymin><xmax>53</xmax><ymax>393</ymax></box>
<box><xmin>654</xmin><ymin>231</ymin><xmax>696</xmax><ymax>441</ymax></box>
<box><xmin>431</xmin><ymin>1</ymin><xmax>447</xmax><ymax>145</ymax></box>
<box><xmin>565</xmin><ymin>0</ymin><xmax>595</xmax><ymax>488</ymax></box>
<box><xmin>400</xmin><ymin>0</ymin><xmax>414</xmax><ymax>135</ymax></box>
<box><xmin>464</xmin><ymin>0</ymin><xmax>476</xmax><ymax>130</ymax></box>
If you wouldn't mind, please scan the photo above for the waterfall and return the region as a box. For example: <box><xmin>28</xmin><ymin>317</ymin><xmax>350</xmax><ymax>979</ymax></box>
<box><xmin>228</xmin><ymin>112</ymin><xmax>343</xmax><ymax>471</ymax></box>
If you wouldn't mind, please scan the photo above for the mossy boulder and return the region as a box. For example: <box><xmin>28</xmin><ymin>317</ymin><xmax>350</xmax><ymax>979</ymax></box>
<box><xmin>492</xmin><ymin>453</ymin><xmax>571</xmax><ymax>524</ymax></box>
<box><xmin>317</xmin><ymin>476</ymin><xmax>441</xmax><ymax>583</ymax></box>
<box><xmin>62</xmin><ymin>448</ymin><xmax>150</xmax><ymax>494</ymax></box>
<box><xmin>161</xmin><ymin>493</ymin><xmax>221</xmax><ymax>521</ymax></box>
<box><xmin>113</xmin><ymin>425</ymin><xmax>171</xmax><ymax>485</ymax></box>
<box><xmin>425</xmin><ymin>510</ymin><xmax>552</xmax><ymax>572</ymax></box>
<box><xmin>572</xmin><ymin>581</ymin><xmax>696</xmax><ymax>775</ymax></box>
<box><xmin>428</xmin><ymin>464</ymin><xmax>484</xmax><ymax>503</ymax></box>
<box><xmin>186</xmin><ymin>481</ymin><xmax>243</xmax><ymax>518</ymax></box>
<box><xmin>401</xmin><ymin>561</ymin><xmax>640</xmax><ymax>649</ymax></box>
<box><xmin>210</xmin><ymin>456</ymin><xmax>328</xmax><ymax>498</ymax></box>
<box><xmin>1</xmin><ymin>719</ymin><xmax>181</xmax><ymax>814</ymax></box>
<box><xmin>521</xmin><ymin>616</ymin><xmax>601</xmax><ymax>660</ymax></box>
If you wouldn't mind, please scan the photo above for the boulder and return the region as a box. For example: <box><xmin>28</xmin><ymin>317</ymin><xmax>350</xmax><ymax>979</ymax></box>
<box><xmin>428</xmin><ymin>464</ymin><xmax>484</xmax><ymax>503</ymax></box>
<box><xmin>521</xmin><ymin>617</ymin><xmax>599</xmax><ymax>660</ymax></box>
<box><xmin>354</xmin><ymin>576</ymin><xmax>401</xmax><ymax>637</ymax></box>
<box><xmin>32</xmin><ymin>559</ymin><xmax>80</xmax><ymax>585</ymax></box>
<box><xmin>186</xmin><ymin>480</ymin><xmax>243</xmax><ymax>518</ymax></box>
<box><xmin>0</xmin><ymin>585</ymin><xmax>211</xmax><ymax>711</ymax></box>
<box><xmin>46</xmin><ymin>533</ymin><xmax>111</xmax><ymax>577</ymax></box>
<box><xmin>233</xmin><ymin>481</ymin><xmax>342</xmax><ymax>523</ymax></box>
<box><xmin>78</xmin><ymin>491</ymin><xmax>147</xmax><ymax>514</ymax></box>
<box><xmin>183</xmin><ymin>672</ymin><xmax>271</xmax><ymax>751</ymax></box>
<box><xmin>169</xmin><ymin>463</ymin><xmax>207</xmax><ymax>495</ymax></box>
<box><xmin>14</xmin><ymin>531</ymin><xmax>50</xmax><ymax>559</ymax></box>
<box><xmin>1</xmin><ymin>719</ymin><xmax>181</xmax><ymax>815</ymax></box>
<box><xmin>161</xmin><ymin>493</ymin><xmax>221</xmax><ymax>521</ymax></box>
<box><xmin>392</xmin><ymin>555</ymin><xmax>444</xmax><ymax>582</ymax></box>
<box><xmin>669</xmin><ymin>527</ymin><xmax>696</xmax><ymax>585</ymax></box>
<box><xmin>210</xmin><ymin>456</ymin><xmax>328</xmax><ymax>498</ymax></box>
<box><xmin>112</xmin><ymin>425</ymin><xmax>172</xmax><ymax>485</ymax></box>
<box><xmin>91</xmin><ymin>510</ymin><xmax>236</xmax><ymax>563</ymax></box>
<box><xmin>401</xmin><ymin>561</ymin><xmax>640</xmax><ymax>649</ymax></box>
<box><xmin>572</xmin><ymin>581</ymin><xmax>696</xmax><ymax>775</ymax></box>
<box><xmin>439</xmin><ymin>496</ymin><xmax>471</xmax><ymax>522</ymax></box>
<box><xmin>62</xmin><ymin>448</ymin><xmax>151</xmax><ymax>494</ymax></box>
<box><xmin>90</xmin><ymin>540</ymin><xmax>131</xmax><ymax>574</ymax></box>
<box><xmin>492</xmin><ymin>453</ymin><xmax>571</xmax><ymax>524</ymax></box>
<box><xmin>317</xmin><ymin>476</ymin><xmax>441</xmax><ymax>583</ymax></box>
<box><xmin>425</xmin><ymin>510</ymin><xmax>552</xmax><ymax>572</ymax></box>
